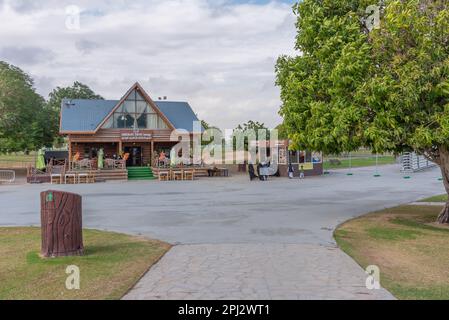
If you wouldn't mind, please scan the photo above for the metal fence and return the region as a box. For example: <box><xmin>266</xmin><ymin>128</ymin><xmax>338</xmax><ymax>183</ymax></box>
<box><xmin>0</xmin><ymin>170</ymin><xmax>15</xmax><ymax>183</ymax></box>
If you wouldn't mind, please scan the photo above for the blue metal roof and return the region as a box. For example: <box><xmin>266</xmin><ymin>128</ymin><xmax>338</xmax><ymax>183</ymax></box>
<box><xmin>60</xmin><ymin>99</ymin><xmax>118</xmax><ymax>132</ymax></box>
<box><xmin>60</xmin><ymin>99</ymin><xmax>201</xmax><ymax>132</ymax></box>
<box><xmin>154</xmin><ymin>101</ymin><xmax>201</xmax><ymax>132</ymax></box>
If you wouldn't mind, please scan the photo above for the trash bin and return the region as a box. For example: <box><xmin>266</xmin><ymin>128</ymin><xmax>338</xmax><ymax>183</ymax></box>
<box><xmin>40</xmin><ymin>190</ymin><xmax>84</xmax><ymax>258</ymax></box>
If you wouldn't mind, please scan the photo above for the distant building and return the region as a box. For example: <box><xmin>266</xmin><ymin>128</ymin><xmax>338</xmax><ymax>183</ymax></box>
<box><xmin>251</xmin><ymin>140</ymin><xmax>323</xmax><ymax>177</ymax></box>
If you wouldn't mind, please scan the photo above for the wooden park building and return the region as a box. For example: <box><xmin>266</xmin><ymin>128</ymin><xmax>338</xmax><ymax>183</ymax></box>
<box><xmin>58</xmin><ymin>82</ymin><xmax>204</xmax><ymax>181</ymax></box>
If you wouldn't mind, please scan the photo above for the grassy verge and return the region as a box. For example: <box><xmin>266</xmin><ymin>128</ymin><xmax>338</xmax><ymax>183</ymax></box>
<box><xmin>0</xmin><ymin>153</ymin><xmax>36</xmax><ymax>162</ymax></box>
<box><xmin>324</xmin><ymin>156</ymin><xmax>396</xmax><ymax>170</ymax></box>
<box><xmin>0</xmin><ymin>227</ymin><xmax>171</xmax><ymax>300</ymax></box>
<box><xmin>335</xmin><ymin>205</ymin><xmax>449</xmax><ymax>300</ymax></box>
<box><xmin>0</xmin><ymin>153</ymin><xmax>36</xmax><ymax>168</ymax></box>
<box><xmin>418</xmin><ymin>194</ymin><xmax>448</xmax><ymax>203</ymax></box>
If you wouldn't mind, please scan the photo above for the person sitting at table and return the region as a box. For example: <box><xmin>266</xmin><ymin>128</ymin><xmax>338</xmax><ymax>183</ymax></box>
<box><xmin>72</xmin><ymin>152</ymin><xmax>80</xmax><ymax>162</ymax></box>
<box><xmin>159</xmin><ymin>151</ymin><xmax>168</xmax><ymax>166</ymax></box>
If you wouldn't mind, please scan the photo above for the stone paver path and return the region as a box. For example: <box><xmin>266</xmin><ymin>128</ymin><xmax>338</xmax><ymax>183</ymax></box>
<box><xmin>123</xmin><ymin>244</ymin><xmax>394</xmax><ymax>300</ymax></box>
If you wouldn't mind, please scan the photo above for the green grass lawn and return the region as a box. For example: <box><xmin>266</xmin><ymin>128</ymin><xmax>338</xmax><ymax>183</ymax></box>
<box><xmin>323</xmin><ymin>156</ymin><xmax>396</xmax><ymax>170</ymax></box>
<box><xmin>419</xmin><ymin>194</ymin><xmax>448</xmax><ymax>202</ymax></box>
<box><xmin>335</xmin><ymin>205</ymin><xmax>449</xmax><ymax>300</ymax></box>
<box><xmin>0</xmin><ymin>153</ymin><xmax>36</xmax><ymax>162</ymax></box>
<box><xmin>0</xmin><ymin>227</ymin><xmax>171</xmax><ymax>300</ymax></box>
<box><xmin>0</xmin><ymin>153</ymin><xmax>36</xmax><ymax>168</ymax></box>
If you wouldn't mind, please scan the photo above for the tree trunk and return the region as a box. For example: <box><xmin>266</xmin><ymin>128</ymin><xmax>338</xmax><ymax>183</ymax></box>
<box><xmin>40</xmin><ymin>190</ymin><xmax>84</xmax><ymax>257</ymax></box>
<box><xmin>437</xmin><ymin>148</ymin><xmax>449</xmax><ymax>224</ymax></box>
<box><xmin>438</xmin><ymin>202</ymin><xmax>449</xmax><ymax>224</ymax></box>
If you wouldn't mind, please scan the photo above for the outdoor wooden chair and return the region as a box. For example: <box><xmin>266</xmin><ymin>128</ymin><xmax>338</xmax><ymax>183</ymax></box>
<box><xmin>50</xmin><ymin>166</ymin><xmax>64</xmax><ymax>184</ymax></box>
<box><xmin>64</xmin><ymin>172</ymin><xmax>77</xmax><ymax>184</ymax></box>
<box><xmin>87</xmin><ymin>171</ymin><xmax>96</xmax><ymax>183</ymax></box>
<box><xmin>77</xmin><ymin>172</ymin><xmax>89</xmax><ymax>184</ymax></box>
<box><xmin>74</xmin><ymin>159</ymin><xmax>90</xmax><ymax>171</ymax></box>
<box><xmin>116</xmin><ymin>159</ymin><xmax>126</xmax><ymax>169</ymax></box>
<box><xmin>105</xmin><ymin>159</ymin><xmax>115</xmax><ymax>170</ymax></box>
<box><xmin>172</xmin><ymin>170</ymin><xmax>183</xmax><ymax>181</ymax></box>
<box><xmin>184</xmin><ymin>170</ymin><xmax>194</xmax><ymax>181</ymax></box>
<box><xmin>159</xmin><ymin>170</ymin><xmax>170</xmax><ymax>181</ymax></box>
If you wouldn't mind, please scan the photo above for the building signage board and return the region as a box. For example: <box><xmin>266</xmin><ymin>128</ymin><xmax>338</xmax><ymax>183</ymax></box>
<box><xmin>121</xmin><ymin>132</ymin><xmax>153</xmax><ymax>141</ymax></box>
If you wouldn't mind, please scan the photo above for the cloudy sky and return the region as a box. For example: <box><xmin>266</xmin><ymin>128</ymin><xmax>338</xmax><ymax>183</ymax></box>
<box><xmin>0</xmin><ymin>0</ymin><xmax>298</xmax><ymax>129</ymax></box>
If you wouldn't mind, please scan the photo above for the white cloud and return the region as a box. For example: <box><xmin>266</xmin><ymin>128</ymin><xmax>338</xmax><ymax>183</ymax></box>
<box><xmin>0</xmin><ymin>0</ymin><xmax>296</xmax><ymax>129</ymax></box>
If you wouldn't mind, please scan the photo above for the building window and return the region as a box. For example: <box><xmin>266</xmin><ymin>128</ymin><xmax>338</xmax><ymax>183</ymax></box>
<box><xmin>289</xmin><ymin>151</ymin><xmax>297</xmax><ymax>164</ymax></box>
<box><xmin>103</xmin><ymin>89</ymin><xmax>169</xmax><ymax>130</ymax></box>
<box><xmin>289</xmin><ymin>150</ymin><xmax>313</xmax><ymax>164</ymax></box>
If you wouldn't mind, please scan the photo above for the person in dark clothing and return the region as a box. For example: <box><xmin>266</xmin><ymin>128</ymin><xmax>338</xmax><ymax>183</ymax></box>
<box><xmin>288</xmin><ymin>163</ymin><xmax>294</xmax><ymax>179</ymax></box>
<box><xmin>257</xmin><ymin>163</ymin><xmax>263</xmax><ymax>181</ymax></box>
<box><xmin>248</xmin><ymin>163</ymin><xmax>257</xmax><ymax>181</ymax></box>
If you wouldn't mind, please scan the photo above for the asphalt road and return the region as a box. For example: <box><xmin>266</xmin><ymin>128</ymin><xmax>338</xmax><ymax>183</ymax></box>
<box><xmin>0</xmin><ymin>164</ymin><xmax>443</xmax><ymax>245</ymax></box>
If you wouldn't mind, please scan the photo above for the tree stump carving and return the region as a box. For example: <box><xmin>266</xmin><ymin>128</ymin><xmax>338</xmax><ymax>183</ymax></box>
<box><xmin>40</xmin><ymin>190</ymin><xmax>84</xmax><ymax>258</ymax></box>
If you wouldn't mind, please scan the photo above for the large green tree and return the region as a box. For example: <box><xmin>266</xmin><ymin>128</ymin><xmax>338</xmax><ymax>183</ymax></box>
<box><xmin>47</xmin><ymin>81</ymin><xmax>104</xmax><ymax>144</ymax></box>
<box><xmin>234</xmin><ymin>120</ymin><xmax>269</xmax><ymax>151</ymax></box>
<box><xmin>276</xmin><ymin>0</ymin><xmax>449</xmax><ymax>223</ymax></box>
<box><xmin>0</xmin><ymin>61</ymin><xmax>52</xmax><ymax>152</ymax></box>
<box><xmin>235</xmin><ymin>120</ymin><xmax>267</xmax><ymax>132</ymax></box>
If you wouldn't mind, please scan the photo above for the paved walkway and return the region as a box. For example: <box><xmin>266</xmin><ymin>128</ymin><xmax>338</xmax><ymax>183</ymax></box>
<box><xmin>0</xmin><ymin>164</ymin><xmax>444</xmax><ymax>299</ymax></box>
<box><xmin>123</xmin><ymin>244</ymin><xmax>394</xmax><ymax>300</ymax></box>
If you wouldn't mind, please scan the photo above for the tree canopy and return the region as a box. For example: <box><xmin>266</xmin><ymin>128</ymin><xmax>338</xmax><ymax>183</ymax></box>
<box><xmin>276</xmin><ymin>0</ymin><xmax>449</xmax><ymax>222</ymax></box>
<box><xmin>0</xmin><ymin>63</ymin><xmax>105</xmax><ymax>152</ymax></box>
<box><xmin>201</xmin><ymin>120</ymin><xmax>210</xmax><ymax>130</ymax></box>
<box><xmin>277</xmin><ymin>0</ymin><xmax>449</xmax><ymax>155</ymax></box>
<box><xmin>235</xmin><ymin>120</ymin><xmax>267</xmax><ymax>132</ymax></box>
<box><xmin>46</xmin><ymin>81</ymin><xmax>104</xmax><ymax>143</ymax></box>
<box><xmin>0</xmin><ymin>61</ymin><xmax>52</xmax><ymax>152</ymax></box>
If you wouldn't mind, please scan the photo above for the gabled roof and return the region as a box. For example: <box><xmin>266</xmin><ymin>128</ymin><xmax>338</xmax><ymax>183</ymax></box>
<box><xmin>60</xmin><ymin>99</ymin><xmax>117</xmax><ymax>133</ymax></box>
<box><xmin>94</xmin><ymin>82</ymin><xmax>175</xmax><ymax>132</ymax></box>
<box><xmin>154</xmin><ymin>101</ymin><xmax>201</xmax><ymax>133</ymax></box>
<box><xmin>59</xmin><ymin>83</ymin><xmax>202</xmax><ymax>134</ymax></box>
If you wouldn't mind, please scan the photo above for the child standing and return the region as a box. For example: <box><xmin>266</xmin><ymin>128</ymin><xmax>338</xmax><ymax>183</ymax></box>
<box><xmin>299</xmin><ymin>165</ymin><xmax>305</xmax><ymax>179</ymax></box>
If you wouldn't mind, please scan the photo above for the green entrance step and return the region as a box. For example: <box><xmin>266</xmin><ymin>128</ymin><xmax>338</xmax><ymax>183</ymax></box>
<box><xmin>127</xmin><ymin>167</ymin><xmax>155</xmax><ymax>181</ymax></box>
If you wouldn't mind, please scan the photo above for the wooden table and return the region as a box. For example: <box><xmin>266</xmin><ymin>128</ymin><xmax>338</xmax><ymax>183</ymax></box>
<box><xmin>208</xmin><ymin>168</ymin><xmax>229</xmax><ymax>177</ymax></box>
<box><xmin>158</xmin><ymin>168</ymin><xmax>195</xmax><ymax>181</ymax></box>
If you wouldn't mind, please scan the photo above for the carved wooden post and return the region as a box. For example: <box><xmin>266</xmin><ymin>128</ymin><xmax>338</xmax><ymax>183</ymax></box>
<box><xmin>40</xmin><ymin>190</ymin><xmax>84</xmax><ymax>258</ymax></box>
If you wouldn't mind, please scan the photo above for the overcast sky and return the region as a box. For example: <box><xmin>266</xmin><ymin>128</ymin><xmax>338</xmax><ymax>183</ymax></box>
<box><xmin>0</xmin><ymin>0</ymin><xmax>297</xmax><ymax>129</ymax></box>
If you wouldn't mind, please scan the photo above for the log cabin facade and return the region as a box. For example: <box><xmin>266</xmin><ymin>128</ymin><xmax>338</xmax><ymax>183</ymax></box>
<box><xmin>60</xmin><ymin>82</ymin><xmax>201</xmax><ymax>168</ymax></box>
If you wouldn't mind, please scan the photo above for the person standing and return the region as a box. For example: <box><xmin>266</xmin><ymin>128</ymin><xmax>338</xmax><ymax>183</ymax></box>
<box><xmin>248</xmin><ymin>163</ymin><xmax>257</xmax><ymax>181</ymax></box>
<box><xmin>299</xmin><ymin>165</ymin><xmax>305</xmax><ymax>179</ymax></box>
<box><xmin>288</xmin><ymin>163</ymin><xmax>294</xmax><ymax>179</ymax></box>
